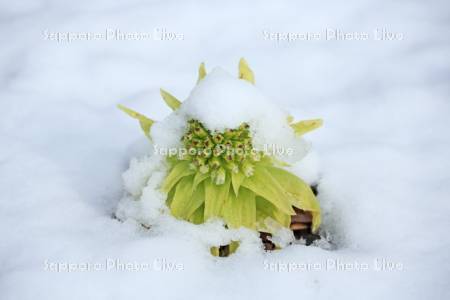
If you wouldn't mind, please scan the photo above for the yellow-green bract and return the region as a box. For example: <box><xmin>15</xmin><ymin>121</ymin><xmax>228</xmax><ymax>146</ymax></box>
<box><xmin>163</xmin><ymin>119</ymin><xmax>321</xmax><ymax>234</ymax></box>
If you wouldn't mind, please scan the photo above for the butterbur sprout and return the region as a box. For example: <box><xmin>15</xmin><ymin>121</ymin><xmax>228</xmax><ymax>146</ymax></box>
<box><xmin>118</xmin><ymin>58</ymin><xmax>323</xmax><ymax>256</ymax></box>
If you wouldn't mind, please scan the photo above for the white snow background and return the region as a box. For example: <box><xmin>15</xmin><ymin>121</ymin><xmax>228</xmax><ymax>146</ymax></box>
<box><xmin>0</xmin><ymin>0</ymin><xmax>449</xmax><ymax>299</ymax></box>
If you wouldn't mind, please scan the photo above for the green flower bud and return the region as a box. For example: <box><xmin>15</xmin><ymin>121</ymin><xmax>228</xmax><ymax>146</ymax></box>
<box><xmin>238</xmin><ymin>131</ymin><xmax>250</xmax><ymax>140</ymax></box>
<box><xmin>183</xmin><ymin>132</ymin><xmax>194</xmax><ymax>143</ymax></box>
<box><xmin>203</xmin><ymin>138</ymin><xmax>213</xmax><ymax>149</ymax></box>
<box><xmin>224</xmin><ymin>140</ymin><xmax>233</xmax><ymax>149</ymax></box>
<box><xmin>223</xmin><ymin>152</ymin><xmax>234</xmax><ymax>162</ymax></box>
<box><xmin>213</xmin><ymin>145</ymin><xmax>225</xmax><ymax>157</ymax></box>
<box><xmin>233</xmin><ymin>142</ymin><xmax>245</xmax><ymax>157</ymax></box>
<box><xmin>239</xmin><ymin>122</ymin><xmax>250</xmax><ymax>131</ymax></box>
<box><xmin>191</xmin><ymin>138</ymin><xmax>202</xmax><ymax>147</ymax></box>
<box><xmin>188</xmin><ymin>119</ymin><xmax>200</xmax><ymax>128</ymax></box>
<box><xmin>193</xmin><ymin>125</ymin><xmax>208</xmax><ymax>138</ymax></box>
<box><xmin>197</xmin><ymin>148</ymin><xmax>205</xmax><ymax>158</ymax></box>
<box><xmin>234</xmin><ymin>141</ymin><xmax>244</xmax><ymax>149</ymax></box>
<box><xmin>201</xmin><ymin>148</ymin><xmax>212</xmax><ymax>158</ymax></box>
<box><xmin>224</xmin><ymin>128</ymin><xmax>235</xmax><ymax>139</ymax></box>
<box><xmin>209</xmin><ymin>157</ymin><xmax>221</xmax><ymax>169</ymax></box>
<box><xmin>180</xmin><ymin>120</ymin><xmax>256</xmax><ymax>182</ymax></box>
<box><xmin>187</xmin><ymin>147</ymin><xmax>197</xmax><ymax>157</ymax></box>
<box><xmin>212</xmin><ymin>133</ymin><xmax>224</xmax><ymax>144</ymax></box>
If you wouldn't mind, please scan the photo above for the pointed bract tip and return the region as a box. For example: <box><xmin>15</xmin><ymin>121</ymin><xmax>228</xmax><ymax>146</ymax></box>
<box><xmin>160</xmin><ymin>88</ymin><xmax>181</xmax><ymax>111</ymax></box>
<box><xmin>197</xmin><ymin>62</ymin><xmax>207</xmax><ymax>83</ymax></box>
<box><xmin>290</xmin><ymin>119</ymin><xmax>323</xmax><ymax>136</ymax></box>
<box><xmin>117</xmin><ymin>103</ymin><xmax>154</xmax><ymax>139</ymax></box>
<box><xmin>238</xmin><ymin>57</ymin><xmax>255</xmax><ymax>84</ymax></box>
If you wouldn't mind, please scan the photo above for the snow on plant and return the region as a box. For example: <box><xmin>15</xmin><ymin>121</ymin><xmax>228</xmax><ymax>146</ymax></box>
<box><xmin>117</xmin><ymin>59</ymin><xmax>323</xmax><ymax>254</ymax></box>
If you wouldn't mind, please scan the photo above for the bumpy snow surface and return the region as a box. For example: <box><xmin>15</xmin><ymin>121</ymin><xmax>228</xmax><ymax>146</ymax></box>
<box><xmin>1</xmin><ymin>1</ymin><xmax>449</xmax><ymax>299</ymax></box>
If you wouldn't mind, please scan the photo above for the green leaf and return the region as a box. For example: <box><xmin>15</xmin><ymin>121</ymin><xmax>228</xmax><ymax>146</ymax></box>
<box><xmin>229</xmin><ymin>241</ymin><xmax>239</xmax><ymax>254</ymax></box>
<box><xmin>186</xmin><ymin>182</ymin><xmax>205</xmax><ymax>218</ymax></box>
<box><xmin>197</xmin><ymin>62</ymin><xmax>206</xmax><ymax>83</ymax></box>
<box><xmin>255</xmin><ymin>196</ymin><xmax>291</xmax><ymax>231</ymax></box>
<box><xmin>267</xmin><ymin>166</ymin><xmax>321</xmax><ymax>232</ymax></box>
<box><xmin>188</xmin><ymin>204</ymin><xmax>205</xmax><ymax>225</ymax></box>
<box><xmin>256</xmin><ymin>210</ymin><xmax>272</xmax><ymax>233</ymax></box>
<box><xmin>242</xmin><ymin>166</ymin><xmax>295</xmax><ymax>215</ymax></box>
<box><xmin>162</xmin><ymin>161</ymin><xmax>194</xmax><ymax>193</ymax></box>
<box><xmin>255</xmin><ymin>155</ymin><xmax>291</xmax><ymax>168</ymax></box>
<box><xmin>160</xmin><ymin>89</ymin><xmax>181</xmax><ymax>111</ymax></box>
<box><xmin>193</xmin><ymin>172</ymin><xmax>209</xmax><ymax>191</ymax></box>
<box><xmin>117</xmin><ymin>104</ymin><xmax>154</xmax><ymax>138</ymax></box>
<box><xmin>204</xmin><ymin>176</ymin><xmax>230</xmax><ymax>220</ymax></box>
<box><xmin>231</xmin><ymin>171</ymin><xmax>245</xmax><ymax>196</ymax></box>
<box><xmin>170</xmin><ymin>175</ymin><xmax>198</xmax><ymax>219</ymax></box>
<box><xmin>210</xmin><ymin>246</ymin><xmax>220</xmax><ymax>257</ymax></box>
<box><xmin>166</xmin><ymin>186</ymin><xmax>176</xmax><ymax>207</ymax></box>
<box><xmin>290</xmin><ymin>119</ymin><xmax>323</xmax><ymax>136</ymax></box>
<box><xmin>223</xmin><ymin>187</ymin><xmax>256</xmax><ymax>229</ymax></box>
<box><xmin>238</xmin><ymin>58</ymin><xmax>255</xmax><ymax>84</ymax></box>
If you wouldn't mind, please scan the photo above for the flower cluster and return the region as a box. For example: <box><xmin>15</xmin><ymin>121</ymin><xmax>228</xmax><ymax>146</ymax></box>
<box><xmin>176</xmin><ymin>119</ymin><xmax>262</xmax><ymax>184</ymax></box>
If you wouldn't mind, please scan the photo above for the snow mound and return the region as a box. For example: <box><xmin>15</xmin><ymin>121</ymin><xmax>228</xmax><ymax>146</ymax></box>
<box><xmin>182</xmin><ymin>67</ymin><xmax>284</xmax><ymax>132</ymax></box>
<box><xmin>152</xmin><ymin>68</ymin><xmax>310</xmax><ymax>163</ymax></box>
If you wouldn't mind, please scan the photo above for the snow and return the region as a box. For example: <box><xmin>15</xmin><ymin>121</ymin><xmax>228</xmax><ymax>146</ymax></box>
<box><xmin>1</xmin><ymin>0</ymin><xmax>450</xmax><ymax>299</ymax></box>
<box><xmin>152</xmin><ymin>67</ymin><xmax>310</xmax><ymax>162</ymax></box>
<box><xmin>182</xmin><ymin>67</ymin><xmax>276</xmax><ymax>132</ymax></box>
